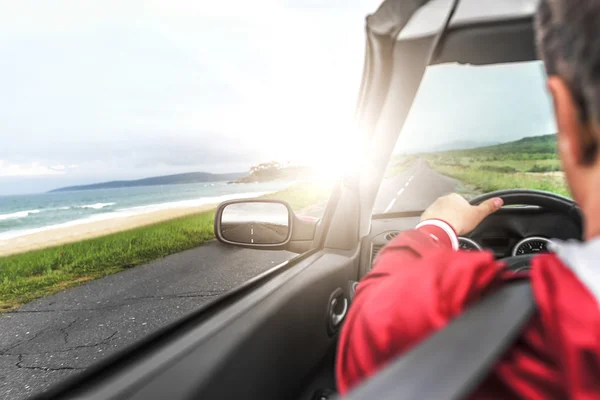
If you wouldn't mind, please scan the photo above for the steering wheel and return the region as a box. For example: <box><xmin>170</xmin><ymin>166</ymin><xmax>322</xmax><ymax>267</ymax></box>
<box><xmin>468</xmin><ymin>189</ymin><xmax>582</xmax><ymax>271</ymax></box>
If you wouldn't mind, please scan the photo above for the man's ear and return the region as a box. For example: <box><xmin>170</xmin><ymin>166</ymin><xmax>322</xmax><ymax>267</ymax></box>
<box><xmin>547</xmin><ymin>76</ymin><xmax>586</xmax><ymax>165</ymax></box>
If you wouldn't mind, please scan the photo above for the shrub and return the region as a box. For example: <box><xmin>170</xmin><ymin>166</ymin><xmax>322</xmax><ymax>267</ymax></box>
<box><xmin>479</xmin><ymin>165</ymin><xmax>517</xmax><ymax>173</ymax></box>
<box><xmin>528</xmin><ymin>164</ymin><xmax>561</xmax><ymax>173</ymax></box>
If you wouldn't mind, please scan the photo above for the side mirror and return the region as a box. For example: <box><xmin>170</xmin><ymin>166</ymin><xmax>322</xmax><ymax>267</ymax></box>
<box><xmin>214</xmin><ymin>199</ymin><xmax>320</xmax><ymax>252</ymax></box>
<box><xmin>215</xmin><ymin>200</ymin><xmax>293</xmax><ymax>249</ymax></box>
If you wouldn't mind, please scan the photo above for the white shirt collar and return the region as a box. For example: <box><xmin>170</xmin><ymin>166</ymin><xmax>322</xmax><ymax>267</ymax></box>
<box><xmin>550</xmin><ymin>237</ymin><xmax>600</xmax><ymax>302</ymax></box>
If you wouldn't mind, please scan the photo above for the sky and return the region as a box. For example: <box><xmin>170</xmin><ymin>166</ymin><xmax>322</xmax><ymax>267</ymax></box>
<box><xmin>0</xmin><ymin>1</ymin><xmax>557</xmax><ymax>195</ymax></box>
<box><xmin>395</xmin><ymin>61</ymin><xmax>557</xmax><ymax>153</ymax></box>
<box><xmin>0</xmin><ymin>0</ymin><xmax>381</xmax><ymax>194</ymax></box>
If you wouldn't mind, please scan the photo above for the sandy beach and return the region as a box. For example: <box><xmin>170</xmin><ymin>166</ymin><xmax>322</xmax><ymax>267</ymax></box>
<box><xmin>0</xmin><ymin>205</ymin><xmax>216</xmax><ymax>257</ymax></box>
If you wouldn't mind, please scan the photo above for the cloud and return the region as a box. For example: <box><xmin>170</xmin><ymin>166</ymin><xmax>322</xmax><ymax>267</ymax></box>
<box><xmin>0</xmin><ymin>160</ymin><xmax>67</xmax><ymax>177</ymax></box>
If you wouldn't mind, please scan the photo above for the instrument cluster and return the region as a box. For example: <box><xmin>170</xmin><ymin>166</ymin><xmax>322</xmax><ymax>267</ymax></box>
<box><xmin>458</xmin><ymin>236</ymin><xmax>554</xmax><ymax>256</ymax></box>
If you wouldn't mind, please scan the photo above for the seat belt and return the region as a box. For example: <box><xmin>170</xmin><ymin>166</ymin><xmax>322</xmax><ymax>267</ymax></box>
<box><xmin>342</xmin><ymin>281</ymin><xmax>535</xmax><ymax>400</ymax></box>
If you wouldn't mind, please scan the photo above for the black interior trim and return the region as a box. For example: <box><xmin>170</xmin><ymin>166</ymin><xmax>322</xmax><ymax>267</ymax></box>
<box><xmin>433</xmin><ymin>18</ymin><xmax>537</xmax><ymax>65</ymax></box>
<box><xmin>324</xmin><ymin>182</ymin><xmax>361</xmax><ymax>251</ymax></box>
<box><xmin>296</xmin><ymin>344</ymin><xmax>338</xmax><ymax>400</ymax></box>
<box><xmin>315</xmin><ymin>180</ymin><xmax>343</xmax><ymax>250</ymax></box>
<box><xmin>127</xmin><ymin>251</ymin><xmax>359</xmax><ymax>400</ymax></box>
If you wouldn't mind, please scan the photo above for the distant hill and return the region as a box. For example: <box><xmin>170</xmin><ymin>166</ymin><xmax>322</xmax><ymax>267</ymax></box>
<box><xmin>437</xmin><ymin>134</ymin><xmax>557</xmax><ymax>156</ymax></box>
<box><xmin>404</xmin><ymin>135</ymin><xmax>557</xmax><ymax>156</ymax></box>
<box><xmin>403</xmin><ymin>140</ymin><xmax>501</xmax><ymax>154</ymax></box>
<box><xmin>388</xmin><ymin>134</ymin><xmax>558</xmax><ymax>173</ymax></box>
<box><xmin>234</xmin><ymin>161</ymin><xmax>314</xmax><ymax>183</ymax></box>
<box><xmin>49</xmin><ymin>171</ymin><xmax>246</xmax><ymax>192</ymax></box>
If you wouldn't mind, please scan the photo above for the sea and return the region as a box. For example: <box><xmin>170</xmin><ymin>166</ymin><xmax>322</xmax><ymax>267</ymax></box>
<box><xmin>0</xmin><ymin>181</ymin><xmax>292</xmax><ymax>241</ymax></box>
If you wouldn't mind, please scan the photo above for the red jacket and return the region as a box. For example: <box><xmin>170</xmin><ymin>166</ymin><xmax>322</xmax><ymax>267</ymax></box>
<box><xmin>336</xmin><ymin>223</ymin><xmax>600</xmax><ymax>399</ymax></box>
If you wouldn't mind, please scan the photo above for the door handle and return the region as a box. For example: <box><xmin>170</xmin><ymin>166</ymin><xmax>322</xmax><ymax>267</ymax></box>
<box><xmin>327</xmin><ymin>288</ymin><xmax>348</xmax><ymax>335</ymax></box>
<box><xmin>330</xmin><ymin>297</ymin><xmax>348</xmax><ymax>328</ymax></box>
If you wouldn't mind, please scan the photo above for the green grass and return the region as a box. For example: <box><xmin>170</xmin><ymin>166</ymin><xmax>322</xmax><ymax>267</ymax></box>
<box><xmin>479</xmin><ymin>165</ymin><xmax>518</xmax><ymax>173</ymax></box>
<box><xmin>431</xmin><ymin>164</ymin><xmax>569</xmax><ymax>196</ymax></box>
<box><xmin>0</xmin><ymin>181</ymin><xmax>332</xmax><ymax>311</ymax></box>
<box><xmin>418</xmin><ymin>134</ymin><xmax>570</xmax><ymax>197</ymax></box>
<box><xmin>424</xmin><ymin>157</ymin><xmax>562</xmax><ymax>173</ymax></box>
<box><xmin>0</xmin><ymin>211</ymin><xmax>217</xmax><ymax>311</ymax></box>
<box><xmin>442</xmin><ymin>134</ymin><xmax>558</xmax><ymax>157</ymax></box>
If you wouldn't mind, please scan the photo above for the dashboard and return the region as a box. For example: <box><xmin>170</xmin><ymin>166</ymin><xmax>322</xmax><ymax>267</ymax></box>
<box><xmin>361</xmin><ymin>207</ymin><xmax>582</xmax><ymax>276</ymax></box>
<box><xmin>458</xmin><ymin>235</ymin><xmax>554</xmax><ymax>256</ymax></box>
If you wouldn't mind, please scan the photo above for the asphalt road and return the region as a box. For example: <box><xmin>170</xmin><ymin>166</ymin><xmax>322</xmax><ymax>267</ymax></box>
<box><xmin>373</xmin><ymin>158</ymin><xmax>458</xmax><ymax>214</ymax></box>
<box><xmin>222</xmin><ymin>222</ymin><xmax>288</xmax><ymax>244</ymax></box>
<box><xmin>0</xmin><ymin>242</ymin><xmax>293</xmax><ymax>399</ymax></box>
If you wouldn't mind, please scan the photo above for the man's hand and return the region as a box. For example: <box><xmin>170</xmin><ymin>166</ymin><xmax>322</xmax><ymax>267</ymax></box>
<box><xmin>420</xmin><ymin>193</ymin><xmax>503</xmax><ymax>236</ymax></box>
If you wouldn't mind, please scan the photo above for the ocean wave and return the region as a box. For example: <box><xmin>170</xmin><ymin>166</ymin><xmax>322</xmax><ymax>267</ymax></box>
<box><xmin>76</xmin><ymin>202</ymin><xmax>116</xmax><ymax>210</ymax></box>
<box><xmin>0</xmin><ymin>186</ymin><xmax>295</xmax><ymax>242</ymax></box>
<box><xmin>0</xmin><ymin>209</ymin><xmax>41</xmax><ymax>221</ymax></box>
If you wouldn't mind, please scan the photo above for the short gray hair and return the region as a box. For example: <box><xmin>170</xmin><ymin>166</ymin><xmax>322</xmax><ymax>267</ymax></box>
<box><xmin>536</xmin><ymin>0</ymin><xmax>600</xmax><ymax>163</ymax></box>
<box><xmin>536</xmin><ymin>0</ymin><xmax>600</xmax><ymax>161</ymax></box>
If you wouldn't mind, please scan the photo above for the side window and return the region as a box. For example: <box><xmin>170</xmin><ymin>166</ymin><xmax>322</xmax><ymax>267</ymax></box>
<box><xmin>0</xmin><ymin>3</ymin><xmax>370</xmax><ymax>398</ymax></box>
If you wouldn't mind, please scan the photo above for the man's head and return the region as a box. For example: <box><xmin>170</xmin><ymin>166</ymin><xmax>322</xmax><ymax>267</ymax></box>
<box><xmin>536</xmin><ymin>0</ymin><xmax>600</xmax><ymax>212</ymax></box>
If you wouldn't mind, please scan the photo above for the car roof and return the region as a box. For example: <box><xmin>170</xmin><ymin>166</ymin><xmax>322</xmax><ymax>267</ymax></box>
<box><xmin>399</xmin><ymin>0</ymin><xmax>538</xmax><ymax>40</ymax></box>
<box><xmin>371</xmin><ymin>0</ymin><xmax>540</xmax><ymax>65</ymax></box>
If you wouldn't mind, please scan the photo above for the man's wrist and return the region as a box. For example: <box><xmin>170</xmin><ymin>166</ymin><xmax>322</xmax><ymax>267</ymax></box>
<box><xmin>415</xmin><ymin>219</ymin><xmax>459</xmax><ymax>250</ymax></box>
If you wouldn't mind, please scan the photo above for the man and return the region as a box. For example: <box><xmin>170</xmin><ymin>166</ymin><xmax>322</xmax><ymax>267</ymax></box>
<box><xmin>337</xmin><ymin>1</ymin><xmax>600</xmax><ymax>398</ymax></box>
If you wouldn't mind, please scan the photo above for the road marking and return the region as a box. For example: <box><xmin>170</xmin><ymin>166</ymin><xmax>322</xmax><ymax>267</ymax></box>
<box><xmin>408</xmin><ymin>175</ymin><xmax>414</xmax><ymax>183</ymax></box>
<box><xmin>251</xmin><ymin>227</ymin><xmax>254</xmax><ymax>235</ymax></box>
<box><xmin>404</xmin><ymin>182</ymin><xmax>409</xmax><ymax>187</ymax></box>
<box><xmin>384</xmin><ymin>198</ymin><xmax>397</xmax><ymax>213</ymax></box>
<box><xmin>397</xmin><ymin>188</ymin><xmax>405</xmax><ymax>196</ymax></box>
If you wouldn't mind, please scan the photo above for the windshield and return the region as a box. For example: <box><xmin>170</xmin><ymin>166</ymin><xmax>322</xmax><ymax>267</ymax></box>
<box><xmin>0</xmin><ymin>2</ymin><xmax>379</xmax><ymax>398</ymax></box>
<box><xmin>374</xmin><ymin>61</ymin><xmax>564</xmax><ymax>214</ymax></box>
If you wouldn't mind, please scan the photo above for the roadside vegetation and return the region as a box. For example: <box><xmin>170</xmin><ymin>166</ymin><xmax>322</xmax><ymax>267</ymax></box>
<box><xmin>0</xmin><ymin>181</ymin><xmax>332</xmax><ymax>311</ymax></box>
<box><xmin>388</xmin><ymin>134</ymin><xmax>569</xmax><ymax>197</ymax></box>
